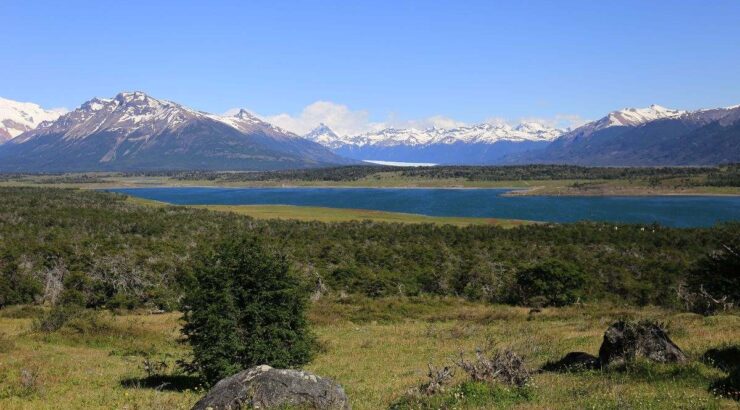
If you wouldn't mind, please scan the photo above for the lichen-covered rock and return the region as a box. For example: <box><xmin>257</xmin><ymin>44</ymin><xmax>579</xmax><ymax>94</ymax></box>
<box><xmin>192</xmin><ymin>365</ymin><xmax>350</xmax><ymax>410</ymax></box>
<box><xmin>598</xmin><ymin>320</ymin><xmax>687</xmax><ymax>366</ymax></box>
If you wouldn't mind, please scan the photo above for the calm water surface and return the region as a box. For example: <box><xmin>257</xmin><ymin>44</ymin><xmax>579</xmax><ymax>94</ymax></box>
<box><xmin>108</xmin><ymin>187</ymin><xmax>740</xmax><ymax>228</ymax></box>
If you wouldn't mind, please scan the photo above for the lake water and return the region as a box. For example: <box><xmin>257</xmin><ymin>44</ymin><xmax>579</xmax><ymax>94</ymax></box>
<box><xmin>108</xmin><ymin>187</ymin><xmax>740</xmax><ymax>228</ymax></box>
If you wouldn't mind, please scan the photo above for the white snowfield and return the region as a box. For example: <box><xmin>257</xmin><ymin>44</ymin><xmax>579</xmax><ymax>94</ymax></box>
<box><xmin>0</xmin><ymin>97</ymin><xmax>63</xmax><ymax>143</ymax></box>
<box><xmin>305</xmin><ymin>121</ymin><xmax>564</xmax><ymax>149</ymax></box>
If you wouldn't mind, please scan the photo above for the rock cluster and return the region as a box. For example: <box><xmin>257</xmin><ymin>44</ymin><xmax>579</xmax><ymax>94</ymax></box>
<box><xmin>543</xmin><ymin>320</ymin><xmax>686</xmax><ymax>372</ymax></box>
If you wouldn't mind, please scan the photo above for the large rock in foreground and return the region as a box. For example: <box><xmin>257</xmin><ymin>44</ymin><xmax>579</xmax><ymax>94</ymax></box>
<box><xmin>599</xmin><ymin>320</ymin><xmax>687</xmax><ymax>366</ymax></box>
<box><xmin>192</xmin><ymin>365</ymin><xmax>350</xmax><ymax>410</ymax></box>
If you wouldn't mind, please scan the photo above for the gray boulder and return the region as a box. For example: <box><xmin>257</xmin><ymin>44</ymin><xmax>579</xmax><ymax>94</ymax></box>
<box><xmin>192</xmin><ymin>365</ymin><xmax>350</xmax><ymax>410</ymax></box>
<box><xmin>599</xmin><ymin>320</ymin><xmax>687</xmax><ymax>366</ymax></box>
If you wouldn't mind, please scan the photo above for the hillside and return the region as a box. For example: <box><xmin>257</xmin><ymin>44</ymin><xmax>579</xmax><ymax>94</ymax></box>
<box><xmin>0</xmin><ymin>92</ymin><xmax>352</xmax><ymax>172</ymax></box>
<box><xmin>512</xmin><ymin>105</ymin><xmax>740</xmax><ymax>166</ymax></box>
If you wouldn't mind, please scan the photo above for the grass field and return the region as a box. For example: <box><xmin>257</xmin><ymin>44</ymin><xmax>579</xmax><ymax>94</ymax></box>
<box><xmin>0</xmin><ymin>298</ymin><xmax>737</xmax><ymax>409</ymax></box>
<box><xmin>121</xmin><ymin>197</ymin><xmax>532</xmax><ymax>227</ymax></box>
<box><xmin>191</xmin><ymin>204</ymin><xmax>532</xmax><ymax>227</ymax></box>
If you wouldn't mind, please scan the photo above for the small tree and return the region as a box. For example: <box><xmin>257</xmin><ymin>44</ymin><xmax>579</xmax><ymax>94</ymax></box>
<box><xmin>181</xmin><ymin>236</ymin><xmax>314</xmax><ymax>385</ymax></box>
<box><xmin>516</xmin><ymin>260</ymin><xmax>585</xmax><ymax>307</ymax></box>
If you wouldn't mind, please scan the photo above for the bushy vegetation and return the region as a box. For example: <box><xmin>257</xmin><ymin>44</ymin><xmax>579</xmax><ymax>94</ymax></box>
<box><xmin>515</xmin><ymin>260</ymin><xmax>586</xmax><ymax>307</ymax></box>
<box><xmin>705</xmin><ymin>163</ymin><xmax>740</xmax><ymax>187</ymax></box>
<box><xmin>140</xmin><ymin>164</ymin><xmax>726</xmax><ymax>183</ymax></box>
<box><xmin>11</xmin><ymin>164</ymin><xmax>725</xmax><ymax>185</ymax></box>
<box><xmin>181</xmin><ymin>236</ymin><xmax>313</xmax><ymax>384</ymax></box>
<box><xmin>0</xmin><ymin>187</ymin><xmax>738</xmax><ymax>311</ymax></box>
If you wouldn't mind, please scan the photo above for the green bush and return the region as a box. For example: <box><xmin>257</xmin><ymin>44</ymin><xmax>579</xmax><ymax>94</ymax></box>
<box><xmin>515</xmin><ymin>260</ymin><xmax>586</xmax><ymax>307</ymax></box>
<box><xmin>0</xmin><ymin>259</ymin><xmax>42</xmax><ymax>308</ymax></box>
<box><xmin>35</xmin><ymin>303</ymin><xmax>83</xmax><ymax>332</ymax></box>
<box><xmin>181</xmin><ymin>235</ymin><xmax>314</xmax><ymax>385</ymax></box>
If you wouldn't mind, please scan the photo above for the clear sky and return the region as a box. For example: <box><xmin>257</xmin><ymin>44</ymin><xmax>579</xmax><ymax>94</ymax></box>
<box><xmin>2</xmin><ymin>0</ymin><xmax>740</xmax><ymax>134</ymax></box>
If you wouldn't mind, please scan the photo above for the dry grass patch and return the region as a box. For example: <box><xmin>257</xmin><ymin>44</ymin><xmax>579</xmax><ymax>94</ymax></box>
<box><xmin>0</xmin><ymin>300</ymin><xmax>737</xmax><ymax>409</ymax></box>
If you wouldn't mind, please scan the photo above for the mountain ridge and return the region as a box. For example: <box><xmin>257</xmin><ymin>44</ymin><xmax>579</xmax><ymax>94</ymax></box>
<box><xmin>0</xmin><ymin>92</ymin><xmax>352</xmax><ymax>172</ymax></box>
<box><xmin>508</xmin><ymin>104</ymin><xmax>740</xmax><ymax>166</ymax></box>
<box><xmin>303</xmin><ymin>121</ymin><xmax>563</xmax><ymax>164</ymax></box>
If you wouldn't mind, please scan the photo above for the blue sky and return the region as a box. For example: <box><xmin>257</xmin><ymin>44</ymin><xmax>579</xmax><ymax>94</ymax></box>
<box><xmin>2</xmin><ymin>0</ymin><xmax>740</xmax><ymax>134</ymax></box>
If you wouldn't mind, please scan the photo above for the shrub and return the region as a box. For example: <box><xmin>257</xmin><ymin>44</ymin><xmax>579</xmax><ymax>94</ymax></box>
<box><xmin>35</xmin><ymin>303</ymin><xmax>83</xmax><ymax>332</ymax></box>
<box><xmin>391</xmin><ymin>381</ymin><xmax>532</xmax><ymax>409</ymax></box>
<box><xmin>455</xmin><ymin>349</ymin><xmax>531</xmax><ymax>387</ymax></box>
<box><xmin>181</xmin><ymin>235</ymin><xmax>314</xmax><ymax>385</ymax></box>
<box><xmin>515</xmin><ymin>260</ymin><xmax>585</xmax><ymax>307</ymax></box>
<box><xmin>0</xmin><ymin>263</ymin><xmax>42</xmax><ymax>308</ymax></box>
<box><xmin>684</xmin><ymin>242</ymin><xmax>739</xmax><ymax>314</ymax></box>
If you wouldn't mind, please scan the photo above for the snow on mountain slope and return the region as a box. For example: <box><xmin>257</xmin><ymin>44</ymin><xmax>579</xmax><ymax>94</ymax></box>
<box><xmin>594</xmin><ymin>104</ymin><xmax>685</xmax><ymax>129</ymax></box>
<box><xmin>514</xmin><ymin>103</ymin><xmax>740</xmax><ymax>166</ymax></box>
<box><xmin>558</xmin><ymin>104</ymin><xmax>686</xmax><ymax>142</ymax></box>
<box><xmin>2</xmin><ymin>91</ymin><xmax>351</xmax><ymax>171</ymax></box>
<box><xmin>0</xmin><ymin>97</ymin><xmax>63</xmax><ymax>143</ymax></box>
<box><xmin>303</xmin><ymin>123</ymin><xmax>343</xmax><ymax>147</ymax></box>
<box><xmin>12</xmin><ymin>91</ymin><xmax>203</xmax><ymax>146</ymax></box>
<box><xmin>209</xmin><ymin>109</ymin><xmax>297</xmax><ymax>140</ymax></box>
<box><xmin>304</xmin><ymin>121</ymin><xmax>563</xmax><ymax>149</ymax></box>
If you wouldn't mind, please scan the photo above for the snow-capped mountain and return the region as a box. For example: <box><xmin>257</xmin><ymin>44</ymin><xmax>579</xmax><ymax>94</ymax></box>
<box><xmin>11</xmin><ymin>92</ymin><xmax>204</xmax><ymax>147</ymax></box>
<box><xmin>0</xmin><ymin>97</ymin><xmax>63</xmax><ymax>144</ymax></box>
<box><xmin>511</xmin><ymin>103</ymin><xmax>740</xmax><ymax>166</ymax></box>
<box><xmin>209</xmin><ymin>109</ymin><xmax>296</xmax><ymax>141</ymax></box>
<box><xmin>303</xmin><ymin>123</ymin><xmax>343</xmax><ymax>148</ymax></box>
<box><xmin>558</xmin><ymin>104</ymin><xmax>686</xmax><ymax>143</ymax></box>
<box><xmin>304</xmin><ymin>122</ymin><xmax>563</xmax><ymax>165</ymax></box>
<box><xmin>597</xmin><ymin>104</ymin><xmax>685</xmax><ymax>128</ymax></box>
<box><xmin>0</xmin><ymin>92</ymin><xmax>352</xmax><ymax>172</ymax></box>
<box><xmin>306</xmin><ymin>122</ymin><xmax>562</xmax><ymax>148</ymax></box>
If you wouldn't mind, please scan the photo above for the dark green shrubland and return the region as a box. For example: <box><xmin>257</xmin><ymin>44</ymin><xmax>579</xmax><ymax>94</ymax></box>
<box><xmin>0</xmin><ymin>187</ymin><xmax>737</xmax><ymax>312</ymax></box>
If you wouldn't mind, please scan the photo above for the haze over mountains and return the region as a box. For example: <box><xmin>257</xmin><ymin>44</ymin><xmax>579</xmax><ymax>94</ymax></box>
<box><xmin>0</xmin><ymin>93</ymin><xmax>738</xmax><ymax>171</ymax></box>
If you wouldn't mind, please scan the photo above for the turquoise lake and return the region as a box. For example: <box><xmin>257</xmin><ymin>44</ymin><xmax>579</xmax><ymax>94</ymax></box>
<box><xmin>108</xmin><ymin>187</ymin><xmax>740</xmax><ymax>228</ymax></box>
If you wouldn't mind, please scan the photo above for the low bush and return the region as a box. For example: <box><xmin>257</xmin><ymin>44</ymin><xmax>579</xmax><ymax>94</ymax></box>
<box><xmin>515</xmin><ymin>260</ymin><xmax>585</xmax><ymax>307</ymax></box>
<box><xmin>391</xmin><ymin>381</ymin><xmax>532</xmax><ymax>409</ymax></box>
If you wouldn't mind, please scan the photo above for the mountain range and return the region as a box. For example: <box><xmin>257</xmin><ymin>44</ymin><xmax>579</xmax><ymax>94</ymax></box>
<box><xmin>512</xmin><ymin>104</ymin><xmax>740</xmax><ymax>165</ymax></box>
<box><xmin>0</xmin><ymin>92</ymin><xmax>351</xmax><ymax>172</ymax></box>
<box><xmin>0</xmin><ymin>93</ymin><xmax>738</xmax><ymax>171</ymax></box>
<box><xmin>304</xmin><ymin>121</ymin><xmax>562</xmax><ymax>164</ymax></box>
<box><xmin>304</xmin><ymin>104</ymin><xmax>740</xmax><ymax>166</ymax></box>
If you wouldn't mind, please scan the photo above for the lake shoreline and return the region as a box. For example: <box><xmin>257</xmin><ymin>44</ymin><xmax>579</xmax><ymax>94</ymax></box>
<box><xmin>107</xmin><ymin>186</ymin><xmax>740</xmax><ymax>228</ymax></box>
<box><xmin>93</xmin><ymin>183</ymin><xmax>740</xmax><ymax>197</ymax></box>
